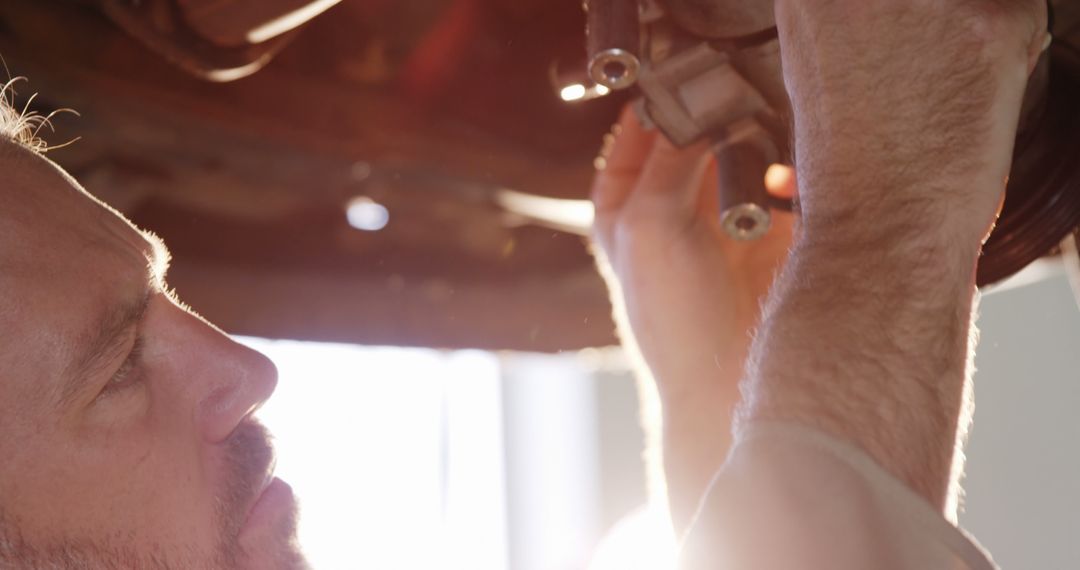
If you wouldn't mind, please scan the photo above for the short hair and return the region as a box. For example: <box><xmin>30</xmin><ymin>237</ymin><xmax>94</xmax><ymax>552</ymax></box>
<box><xmin>0</xmin><ymin>78</ymin><xmax>56</xmax><ymax>153</ymax></box>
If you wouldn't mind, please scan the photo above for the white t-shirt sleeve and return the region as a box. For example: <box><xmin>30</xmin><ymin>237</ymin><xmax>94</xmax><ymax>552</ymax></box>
<box><xmin>679</xmin><ymin>422</ymin><xmax>996</xmax><ymax>570</ymax></box>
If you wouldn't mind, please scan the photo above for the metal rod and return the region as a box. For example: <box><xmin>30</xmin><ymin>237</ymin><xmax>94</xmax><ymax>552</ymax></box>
<box><xmin>715</xmin><ymin>138</ymin><xmax>773</xmax><ymax>241</ymax></box>
<box><xmin>585</xmin><ymin>0</ymin><xmax>641</xmax><ymax>90</ymax></box>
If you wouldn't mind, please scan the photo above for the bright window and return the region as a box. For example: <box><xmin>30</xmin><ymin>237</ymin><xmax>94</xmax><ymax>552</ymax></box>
<box><xmin>243</xmin><ymin>338</ymin><xmax>508</xmax><ymax>570</ymax></box>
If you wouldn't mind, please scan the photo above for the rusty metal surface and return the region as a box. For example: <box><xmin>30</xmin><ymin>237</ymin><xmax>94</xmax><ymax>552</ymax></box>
<box><xmin>98</xmin><ymin>0</ymin><xmax>298</xmax><ymax>80</ymax></box>
<box><xmin>0</xmin><ymin>0</ymin><xmax>624</xmax><ymax>351</ymax></box>
<box><xmin>176</xmin><ymin>0</ymin><xmax>340</xmax><ymax>46</ymax></box>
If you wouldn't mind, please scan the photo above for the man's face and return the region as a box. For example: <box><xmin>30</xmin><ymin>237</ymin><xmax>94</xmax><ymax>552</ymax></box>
<box><xmin>0</xmin><ymin>143</ymin><xmax>307</xmax><ymax>569</ymax></box>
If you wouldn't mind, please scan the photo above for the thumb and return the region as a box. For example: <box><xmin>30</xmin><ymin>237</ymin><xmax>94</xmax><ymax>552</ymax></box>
<box><xmin>765</xmin><ymin>164</ymin><xmax>797</xmax><ymax>201</ymax></box>
<box><xmin>592</xmin><ymin>107</ymin><xmax>657</xmax><ymax>213</ymax></box>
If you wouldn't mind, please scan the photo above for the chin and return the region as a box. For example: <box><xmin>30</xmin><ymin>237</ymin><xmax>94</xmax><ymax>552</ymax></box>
<box><xmin>237</xmin><ymin>506</ymin><xmax>308</xmax><ymax>570</ymax></box>
<box><xmin>238</xmin><ymin>539</ymin><xmax>309</xmax><ymax>569</ymax></box>
<box><xmin>239</xmin><ymin>547</ymin><xmax>311</xmax><ymax>570</ymax></box>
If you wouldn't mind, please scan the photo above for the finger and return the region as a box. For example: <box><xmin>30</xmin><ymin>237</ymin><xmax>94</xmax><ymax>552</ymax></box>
<box><xmin>629</xmin><ymin>135</ymin><xmax>712</xmax><ymax>219</ymax></box>
<box><xmin>764</xmin><ymin>164</ymin><xmax>797</xmax><ymax>200</ymax></box>
<box><xmin>591</xmin><ymin>106</ymin><xmax>658</xmax><ymax>213</ymax></box>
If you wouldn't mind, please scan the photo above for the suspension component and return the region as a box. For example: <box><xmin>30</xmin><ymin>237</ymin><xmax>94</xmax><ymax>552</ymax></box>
<box><xmin>585</xmin><ymin>0</ymin><xmax>641</xmax><ymax>90</ymax></box>
<box><xmin>714</xmin><ymin>129</ymin><xmax>776</xmax><ymax>241</ymax></box>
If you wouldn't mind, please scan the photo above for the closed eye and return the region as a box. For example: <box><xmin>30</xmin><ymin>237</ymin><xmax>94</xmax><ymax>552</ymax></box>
<box><xmin>100</xmin><ymin>335</ymin><xmax>145</xmax><ymax>397</ymax></box>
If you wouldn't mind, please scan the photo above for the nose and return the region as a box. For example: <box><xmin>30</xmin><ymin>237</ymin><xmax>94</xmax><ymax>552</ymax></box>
<box><xmin>151</xmin><ymin>296</ymin><xmax>280</xmax><ymax>442</ymax></box>
<box><xmin>196</xmin><ymin>337</ymin><xmax>279</xmax><ymax>442</ymax></box>
<box><xmin>161</xmin><ymin>305</ymin><xmax>279</xmax><ymax>442</ymax></box>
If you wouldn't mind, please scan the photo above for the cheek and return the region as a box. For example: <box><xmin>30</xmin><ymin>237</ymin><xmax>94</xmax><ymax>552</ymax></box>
<box><xmin>3</xmin><ymin>423</ymin><xmax>224</xmax><ymax>554</ymax></box>
<box><xmin>72</xmin><ymin>419</ymin><xmax>223</xmax><ymax>547</ymax></box>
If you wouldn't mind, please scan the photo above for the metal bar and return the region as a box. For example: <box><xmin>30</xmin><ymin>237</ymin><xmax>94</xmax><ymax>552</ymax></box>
<box><xmin>715</xmin><ymin>137</ymin><xmax>772</xmax><ymax>241</ymax></box>
<box><xmin>585</xmin><ymin>0</ymin><xmax>641</xmax><ymax>90</ymax></box>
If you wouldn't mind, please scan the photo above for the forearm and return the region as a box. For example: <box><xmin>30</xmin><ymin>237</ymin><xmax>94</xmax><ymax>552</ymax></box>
<box><xmin>605</xmin><ymin>269</ymin><xmax>747</xmax><ymax>534</ymax></box>
<box><xmin>738</xmin><ymin>214</ymin><xmax>981</xmax><ymax>515</ymax></box>
<box><xmin>657</xmin><ymin>353</ymin><xmax>742</xmax><ymax>535</ymax></box>
<box><xmin>729</xmin><ymin>0</ymin><xmax>1045</xmax><ymax>516</ymax></box>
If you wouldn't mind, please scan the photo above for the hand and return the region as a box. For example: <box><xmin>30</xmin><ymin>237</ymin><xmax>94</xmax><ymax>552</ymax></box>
<box><xmin>591</xmin><ymin>108</ymin><xmax>795</xmax><ymax>532</ymax></box>
<box><xmin>778</xmin><ymin>0</ymin><xmax>1048</xmax><ymax>247</ymax></box>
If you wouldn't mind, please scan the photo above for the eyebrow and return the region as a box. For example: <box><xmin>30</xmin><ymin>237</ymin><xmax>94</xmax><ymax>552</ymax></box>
<box><xmin>142</xmin><ymin>230</ymin><xmax>172</xmax><ymax>291</ymax></box>
<box><xmin>57</xmin><ymin>233</ymin><xmax>172</xmax><ymax>407</ymax></box>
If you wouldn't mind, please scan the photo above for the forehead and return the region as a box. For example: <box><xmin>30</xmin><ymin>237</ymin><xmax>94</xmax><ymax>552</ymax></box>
<box><xmin>0</xmin><ymin>145</ymin><xmax>144</xmax><ymax>243</ymax></box>
<box><xmin>0</xmin><ymin>145</ymin><xmax>152</xmax><ymax>277</ymax></box>
<box><xmin>0</xmin><ymin>145</ymin><xmax>155</xmax><ymax>396</ymax></box>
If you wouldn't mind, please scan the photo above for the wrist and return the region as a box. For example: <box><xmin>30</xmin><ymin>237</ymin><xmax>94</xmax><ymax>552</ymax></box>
<box><xmin>796</xmin><ymin>177</ymin><xmax>994</xmax><ymax>267</ymax></box>
<box><xmin>793</xmin><ymin>124</ymin><xmax>1011</xmax><ymax>251</ymax></box>
<box><xmin>788</xmin><ymin>226</ymin><xmax>982</xmax><ymax>310</ymax></box>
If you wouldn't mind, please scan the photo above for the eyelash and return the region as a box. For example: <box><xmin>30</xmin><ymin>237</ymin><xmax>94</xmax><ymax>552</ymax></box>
<box><xmin>103</xmin><ymin>336</ymin><xmax>145</xmax><ymax>395</ymax></box>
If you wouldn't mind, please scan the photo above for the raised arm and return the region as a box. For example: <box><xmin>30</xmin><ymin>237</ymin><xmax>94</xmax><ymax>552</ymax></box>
<box><xmin>590</xmin><ymin>110</ymin><xmax>796</xmax><ymax>533</ymax></box>
<box><xmin>675</xmin><ymin>2</ymin><xmax>1049</xmax><ymax>568</ymax></box>
<box><xmin>740</xmin><ymin>0</ymin><xmax>1049</xmax><ymax>515</ymax></box>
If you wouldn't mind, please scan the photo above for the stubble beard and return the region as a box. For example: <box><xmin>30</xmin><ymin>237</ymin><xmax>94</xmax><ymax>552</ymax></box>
<box><xmin>0</xmin><ymin>422</ymin><xmax>307</xmax><ymax>570</ymax></box>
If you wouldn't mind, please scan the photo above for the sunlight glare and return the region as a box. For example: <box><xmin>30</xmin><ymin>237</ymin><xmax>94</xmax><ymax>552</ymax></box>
<box><xmin>242</xmin><ymin>338</ymin><xmax>507</xmax><ymax>570</ymax></box>
<box><xmin>560</xmin><ymin>83</ymin><xmax>588</xmax><ymax>102</ymax></box>
<box><xmin>588</xmin><ymin>505</ymin><xmax>677</xmax><ymax>570</ymax></box>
